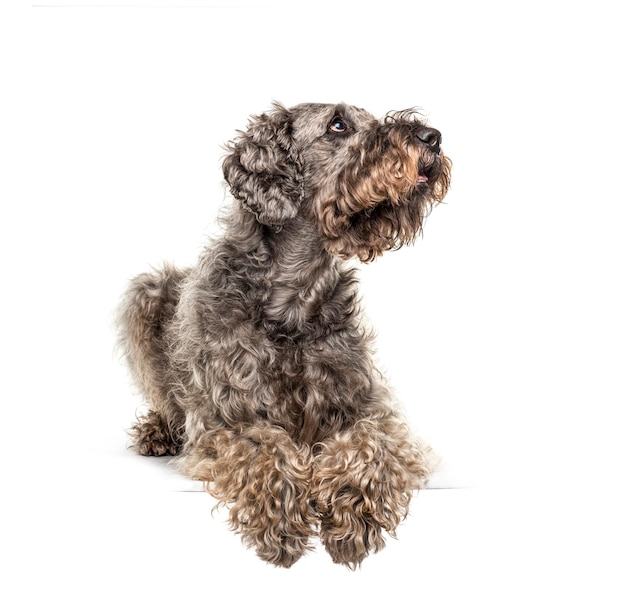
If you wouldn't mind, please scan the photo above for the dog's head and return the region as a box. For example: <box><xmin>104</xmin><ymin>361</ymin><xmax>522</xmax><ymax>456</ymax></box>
<box><xmin>223</xmin><ymin>102</ymin><xmax>451</xmax><ymax>261</ymax></box>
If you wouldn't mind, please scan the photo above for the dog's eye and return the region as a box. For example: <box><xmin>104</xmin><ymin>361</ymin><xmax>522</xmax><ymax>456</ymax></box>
<box><xmin>329</xmin><ymin>116</ymin><xmax>348</xmax><ymax>133</ymax></box>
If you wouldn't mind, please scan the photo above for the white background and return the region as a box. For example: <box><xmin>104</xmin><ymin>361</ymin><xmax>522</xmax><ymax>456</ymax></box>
<box><xmin>2</xmin><ymin>1</ymin><xmax>625</xmax><ymax>606</ymax></box>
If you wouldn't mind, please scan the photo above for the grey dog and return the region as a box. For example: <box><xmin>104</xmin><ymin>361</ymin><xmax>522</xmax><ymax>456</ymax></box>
<box><xmin>118</xmin><ymin>102</ymin><xmax>452</xmax><ymax>568</ymax></box>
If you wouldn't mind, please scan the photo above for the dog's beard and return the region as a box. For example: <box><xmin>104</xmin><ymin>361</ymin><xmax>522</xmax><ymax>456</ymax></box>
<box><xmin>320</xmin><ymin>194</ymin><xmax>429</xmax><ymax>261</ymax></box>
<box><xmin>317</xmin><ymin>145</ymin><xmax>451</xmax><ymax>262</ymax></box>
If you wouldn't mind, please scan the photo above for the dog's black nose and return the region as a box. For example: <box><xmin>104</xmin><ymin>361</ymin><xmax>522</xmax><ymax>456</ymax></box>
<box><xmin>415</xmin><ymin>127</ymin><xmax>441</xmax><ymax>153</ymax></box>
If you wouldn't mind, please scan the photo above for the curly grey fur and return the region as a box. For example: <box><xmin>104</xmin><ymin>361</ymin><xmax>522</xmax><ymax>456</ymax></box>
<box><xmin>117</xmin><ymin>102</ymin><xmax>451</xmax><ymax>568</ymax></box>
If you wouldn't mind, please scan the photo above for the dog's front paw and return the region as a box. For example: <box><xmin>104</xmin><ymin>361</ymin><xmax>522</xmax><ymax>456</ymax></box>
<box><xmin>183</xmin><ymin>425</ymin><xmax>318</xmax><ymax>568</ymax></box>
<box><xmin>315</xmin><ymin>487</ymin><xmax>387</xmax><ymax>569</ymax></box>
<box><xmin>311</xmin><ymin>421</ymin><xmax>423</xmax><ymax>567</ymax></box>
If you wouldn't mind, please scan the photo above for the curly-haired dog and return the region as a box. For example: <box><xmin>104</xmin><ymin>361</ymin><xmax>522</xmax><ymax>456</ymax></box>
<box><xmin>118</xmin><ymin>102</ymin><xmax>451</xmax><ymax>568</ymax></box>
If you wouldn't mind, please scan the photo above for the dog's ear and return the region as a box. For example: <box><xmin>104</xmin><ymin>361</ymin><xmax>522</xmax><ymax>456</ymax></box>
<box><xmin>223</xmin><ymin>103</ymin><xmax>304</xmax><ymax>227</ymax></box>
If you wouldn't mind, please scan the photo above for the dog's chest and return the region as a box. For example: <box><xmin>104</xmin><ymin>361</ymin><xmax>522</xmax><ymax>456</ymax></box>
<box><xmin>253</xmin><ymin>328</ymin><xmax>369</xmax><ymax>442</ymax></box>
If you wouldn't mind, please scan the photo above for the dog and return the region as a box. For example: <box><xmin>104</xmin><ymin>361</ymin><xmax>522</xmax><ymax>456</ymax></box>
<box><xmin>117</xmin><ymin>102</ymin><xmax>451</xmax><ymax>568</ymax></box>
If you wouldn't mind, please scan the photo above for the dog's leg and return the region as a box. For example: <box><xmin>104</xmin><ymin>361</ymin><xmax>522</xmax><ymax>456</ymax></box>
<box><xmin>311</xmin><ymin>415</ymin><xmax>435</xmax><ymax>569</ymax></box>
<box><xmin>117</xmin><ymin>264</ymin><xmax>188</xmax><ymax>456</ymax></box>
<box><xmin>180</xmin><ymin>424</ymin><xmax>317</xmax><ymax>568</ymax></box>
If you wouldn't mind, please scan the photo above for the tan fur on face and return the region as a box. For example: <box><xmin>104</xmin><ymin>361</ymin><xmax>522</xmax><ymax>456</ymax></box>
<box><xmin>314</xmin><ymin>113</ymin><xmax>452</xmax><ymax>261</ymax></box>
